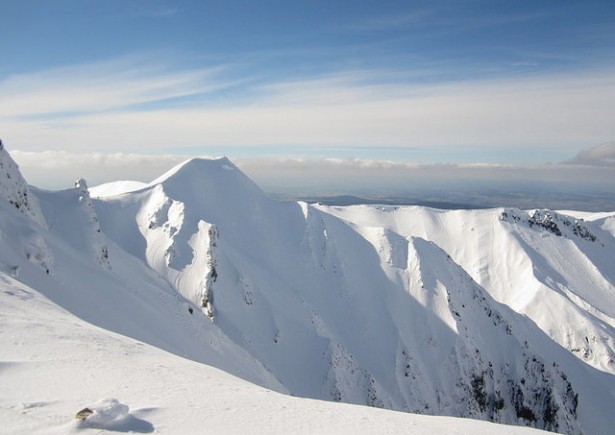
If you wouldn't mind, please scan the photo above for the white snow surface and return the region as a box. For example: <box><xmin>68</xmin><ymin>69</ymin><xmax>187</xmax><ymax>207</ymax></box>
<box><xmin>1</xmin><ymin>149</ymin><xmax>614</xmax><ymax>434</ymax></box>
<box><xmin>0</xmin><ymin>273</ymin><xmax>550</xmax><ymax>435</ymax></box>
<box><xmin>89</xmin><ymin>180</ymin><xmax>148</xmax><ymax>197</ymax></box>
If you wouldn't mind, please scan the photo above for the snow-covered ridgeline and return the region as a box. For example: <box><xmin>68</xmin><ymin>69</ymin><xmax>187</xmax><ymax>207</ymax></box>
<box><xmin>75</xmin><ymin>178</ymin><xmax>110</xmax><ymax>268</ymax></box>
<box><xmin>1</xmin><ymin>143</ymin><xmax>614</xmax><ymax>434</ymax></box>
<box><xmin>324</xmin><ymin>205</ymin><xmax>615</xmax><ymax>375</ymax></box>
<box><xmin>0</xmin><ymin>140</ymin><xmax>46</xmax><ymax>227</ymax></box>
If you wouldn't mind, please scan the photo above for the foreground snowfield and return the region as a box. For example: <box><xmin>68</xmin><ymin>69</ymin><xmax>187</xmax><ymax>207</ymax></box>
<box><xmin>1</xmin><ymin>144</ymin><xmax>614</xmax><ymax>434</ymax></box>
<box><xmin>0</xmin><ymin>274</ymin><xmax>550</xmax><ymax>435</ymax></box>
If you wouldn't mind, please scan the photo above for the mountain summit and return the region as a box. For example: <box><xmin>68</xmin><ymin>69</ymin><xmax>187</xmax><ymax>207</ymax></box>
<box><xmin>150</xmin><ymin>156</ymin><xmax>267</xmax><ymax>203</ymax></box>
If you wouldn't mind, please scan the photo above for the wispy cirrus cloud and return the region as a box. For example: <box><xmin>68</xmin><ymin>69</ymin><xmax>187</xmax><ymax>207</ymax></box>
<box><xmin>0</xmin><ymin>56</ymin><xmax>234</xmax><ymax>119</ymax></box>
<box><xmin>2</xmin><ymin>56</ymin><xmax>615</xmax><ymax>157</ymax></box>
<box><xmin>341</xmin><ymin>7</ymin><xmax>545</xmax><ymax>34</ymax></box>
<box><xmin>339</xmin><ymin>9</ymin><xmax>440</xmax><ymax>32</ymax></box>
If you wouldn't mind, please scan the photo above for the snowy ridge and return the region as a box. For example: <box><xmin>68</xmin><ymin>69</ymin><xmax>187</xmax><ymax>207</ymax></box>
<box><xmin>74</xmin><ymin>178</ymin><xmax>110</xmax><ymax>268</ymax></box>
<box><xmin>402</xmin><ymin>237</ymin><xmax>580</xmax><ymax>432</ymax></box>
<box><xmin>0</xmin><ymin>141</ymin><xmax>46</xmax><ymax>227</ymax></box>
<box><xmin>1</xmin><ymin>148</ymin><xmax>614</xmax><ymax>434</ymax></box>
<box><xmin>326</xmin><ymin>204</ymin><xmax>615</xmax><ymax>375</ymax></box>
<box><xmin>90</xmin><ymin>180</ymin><xmax>148</xmax><ymax>197</ymax></box>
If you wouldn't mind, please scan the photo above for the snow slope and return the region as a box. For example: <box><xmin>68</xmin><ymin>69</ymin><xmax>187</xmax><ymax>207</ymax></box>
<box><xmin>1</xmin><ymin>145</ymin><xmax>614</xmax><ymax>434</ymax></box>
<box><xmin>0</xmin><ymin>273</ymin><xmax>551</xmax><ymax>435</ymax></box>
<box><xmin>323</xmin><ymin>206</ymin><xmax>615</xmax><ymax>374</ymax></box>
<box><xmin>89</xmin><ymin>180</ymin><xmax>148</xmax><ymax>197</ymax></box>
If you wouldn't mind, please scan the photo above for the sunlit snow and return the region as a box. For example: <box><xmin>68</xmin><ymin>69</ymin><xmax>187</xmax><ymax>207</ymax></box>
<box><xmin>1</xmin><ymin>144</ymin><xmax>613</xmax><ymax>434</ymax></box>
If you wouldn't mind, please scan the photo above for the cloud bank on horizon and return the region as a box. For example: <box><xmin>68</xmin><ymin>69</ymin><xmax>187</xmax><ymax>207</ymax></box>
<box><xmin>567</xmin><ymin>142</ymin><xmax>615</xmax><ymax>167</ymax></box>
<box><xmin>11</xmin><ymin>143</ymin><xmax>615</xmax><ymax>199</ymax></box>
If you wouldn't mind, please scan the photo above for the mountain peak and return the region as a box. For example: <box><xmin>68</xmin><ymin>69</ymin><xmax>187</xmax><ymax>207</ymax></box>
<box><xmin>148</xmin><ymin>156</ymin><xmax>266</xmax><ymax>204</ymax></box>
<box><xmin>150</xmin><ymin>157</ymin><xmax>236</xmax><ymax>185</ymax></box>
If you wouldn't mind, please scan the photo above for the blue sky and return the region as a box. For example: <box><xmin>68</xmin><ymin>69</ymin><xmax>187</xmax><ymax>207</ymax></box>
<box><xmin>1</xmin><ymin>0</ymin><xmax>615</xmax><ymax>196</ymax></box>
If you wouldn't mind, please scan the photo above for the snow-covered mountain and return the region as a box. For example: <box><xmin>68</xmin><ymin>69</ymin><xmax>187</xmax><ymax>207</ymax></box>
<box><xmin>1</xmin><ymin>144</ymin><xmax>614</xmax><ymax>434</ymax></box>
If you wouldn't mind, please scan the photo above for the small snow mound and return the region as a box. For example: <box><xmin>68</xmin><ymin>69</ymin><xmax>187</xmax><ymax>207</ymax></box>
<box><xmin>75</xmin><ymin>398</ymin><xmax>129</xmax><ymax>427</ymax></box>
